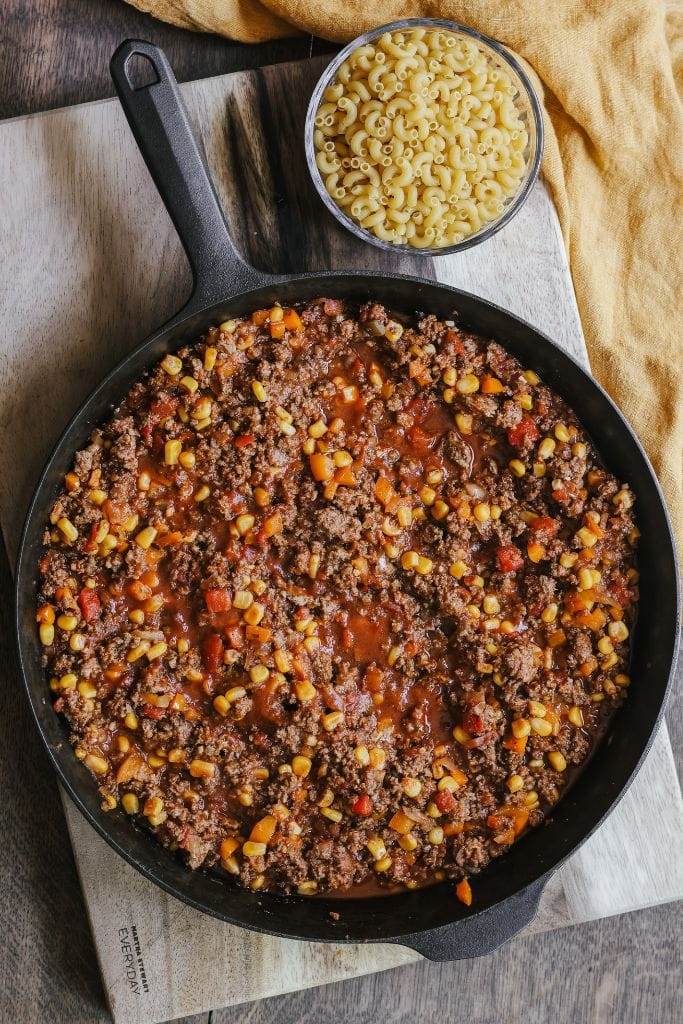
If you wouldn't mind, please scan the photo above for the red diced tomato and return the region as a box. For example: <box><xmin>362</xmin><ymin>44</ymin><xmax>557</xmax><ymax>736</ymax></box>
<box><xmin>529</xmin><ymin>516</ymin><xmax>560</xmax><ymax>542</ymax></box>
<box><xmin>142</xmin><ymin>705</ymin><xmax>164</xmax><ymax>719</ymax></box>
<box><xmin>496</xmin><ymin>544</ymin><xmax>524</xmax><ymax>573</ymax></box>
<box><xmin>351</xmin><ymin>794</ymin><xmax>373</xmax><ymax>816</ymax></box>
<box><xmin>463</xmin><ymin>711</ymin><xmax>486</xmax><ymax>735</ymax></box>
<box><xmin>202</xmin><ymin>633</ymin><xmax>224</xmax><ymax>672</ymax></box>
<box><xmin>204</xmin><ymin>588</ymin><xmax>231</xmax><ymax>613</ymax></box>
<box><xmin>77</xmin><ymin>587</ymin><xmax>101</xmax><ymax>623</ymax></box>
<box><xmin>234</xmin><ymin>433</ymin><xmax>255</xmax><ymax>448</ymax></box>
<box><xmin>435</xmin><ymin>789</ymin><xmax>457</xmax><ymax>813</ymax></box>
<box><xmin>507</xmin><ymin>418</ymin><xmax>539</xmax><ymax>448</ymax></box>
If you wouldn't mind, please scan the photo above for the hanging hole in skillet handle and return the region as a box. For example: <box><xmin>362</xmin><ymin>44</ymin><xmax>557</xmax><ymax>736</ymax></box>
<box><xmin>392</xmin><ymin>876</ymin><xmax>546</xmax><ymax>962</ymax></box>
<box><xmin>110</xmin><ymin>40</ymin><xmax>279</xmax><ymax>316</ymax></box>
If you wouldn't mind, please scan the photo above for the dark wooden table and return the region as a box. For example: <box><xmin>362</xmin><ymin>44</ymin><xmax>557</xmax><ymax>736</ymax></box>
<box><xmin>1</xmin><ymin>3</ymin><xmax>681</xmax><ymax>1022</ymax></box>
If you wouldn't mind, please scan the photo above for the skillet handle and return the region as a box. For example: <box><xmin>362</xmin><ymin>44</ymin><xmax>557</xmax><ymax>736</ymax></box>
<box><xmin>392</xmin><ymin>877</ymin><xmax>546</xmax><ymax>962</ymax></box>
<box><xmin>110</xmin><ymin>40</ymin><xmax>275</xmax><ymax>312</ymax></box>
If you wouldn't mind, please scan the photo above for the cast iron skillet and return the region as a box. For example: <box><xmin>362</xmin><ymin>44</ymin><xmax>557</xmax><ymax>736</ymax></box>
<box><xmin>15</xmin><ymin>41</ymin><xmax>680</xmax><ymax>961</ymax></box>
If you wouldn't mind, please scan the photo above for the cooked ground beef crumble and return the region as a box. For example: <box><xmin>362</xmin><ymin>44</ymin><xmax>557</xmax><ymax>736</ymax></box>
<box><xmin>36</xmin><ymin>299</ymin><xmax>638</xmax><ymax>900</ymax></box>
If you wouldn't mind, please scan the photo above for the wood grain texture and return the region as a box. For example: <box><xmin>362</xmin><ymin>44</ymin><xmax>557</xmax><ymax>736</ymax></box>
<box><xmin>0</xmin><ymin>0</ymin><xmax>330</xmax><ymax>119</ymax></box>
<box><xmin>0</xmin><ymin>34</ymin><xmax>681</xmax><ymax>1024</ymax></box>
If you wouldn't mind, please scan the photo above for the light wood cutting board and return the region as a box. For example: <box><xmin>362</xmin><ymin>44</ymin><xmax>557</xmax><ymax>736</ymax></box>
<box><xmin>0</xmin><ymin>55</ymin><xmax>681</xmax><ymax>1024</ymax></box>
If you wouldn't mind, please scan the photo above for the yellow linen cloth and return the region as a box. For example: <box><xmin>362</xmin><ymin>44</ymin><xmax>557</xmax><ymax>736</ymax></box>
<box><xmin>127</xmin><ymin>0</ymin><xmax>683</xmax><ymax>545</ymax></box>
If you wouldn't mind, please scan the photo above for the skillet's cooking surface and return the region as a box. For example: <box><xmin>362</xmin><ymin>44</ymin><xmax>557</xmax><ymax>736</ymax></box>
<box><xmin>14</xmin><ymin>41</ymin><xmax>679</xmax><ymax>960</ymax></box>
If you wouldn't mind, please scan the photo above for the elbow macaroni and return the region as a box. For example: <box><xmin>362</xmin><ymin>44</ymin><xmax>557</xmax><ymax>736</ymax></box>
<box><xmin>313</xmin><ymin>27</ymin><xmax>531</xmax><ymax>249</ymax></box>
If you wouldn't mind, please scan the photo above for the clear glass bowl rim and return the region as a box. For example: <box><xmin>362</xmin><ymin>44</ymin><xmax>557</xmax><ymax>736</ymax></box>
<box><xmin>304</xmin><ymin>17</ymin><xmax>545</xmax><ymax>258</ymax></box>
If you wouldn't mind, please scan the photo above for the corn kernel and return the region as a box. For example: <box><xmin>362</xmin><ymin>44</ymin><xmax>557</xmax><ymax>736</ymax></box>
<box><xmin>509</xmin><ymin>459</ymin><xmax>526</xmax><ymax>477</ymax></box>
<box><xmin>135</xmin><ymin>526</ymin><xmax>157</xmax><ymax>550</ymax></box>
<box><xmin>456</xmin><ymin>374</ymin><xmax>479</xmax><ymax>394</ymax></box>
<box><xmin>57</xmin><ymin>517</ymin><xmax>78</xmax><ymax>542</ymax></box>
<box><xmin>548</xmin><ymin>751</ymin><xmax>567</xmax><ymax>772</ymax></box>
<box><xmin>164</xmin><ymin>439</ymin><xmax>182</xmax><ymax>465</ymax></box>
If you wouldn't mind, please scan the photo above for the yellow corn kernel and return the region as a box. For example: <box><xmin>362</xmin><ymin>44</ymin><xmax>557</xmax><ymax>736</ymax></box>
<box><xmin>354</xmin><ymin>744</ymin><xmax>370</xmax><ymax>766</ymax></box>
<box><xmin>524</xmin><ymin>369</ymin><xmax>540</xmax><ymax>385</ymax></box>
<box><xmin>368</xmin><ymin>747</ymin><xmax>386</xmax><ymax>769</ymax></box>
<box><xmin>507</xmin><ymin>774</ymin><xmax>524</xmax><ymax>793</ymax></box>
<box><xmin>473</xmin><ymin>502</ymin><xmax>490</xmax><ymax>523</ymax></box>
<box><xmin>122</xmin><ymin>793</ymin><xmax>139</xmax><ymax>815</ymax></box>
<box><xmin>292</xmin><ymin>755</ymin><xmax>312</xmax><ymax>777</ymax></box>
<box><xmin>528</xmin><ymin>700</ymin><xmax>546</xmax><ymax>718</ymax></box>
<box><xmin>555</xmin><ymin>423</ymin><xmax>571</xmax><ymax>442</ymax></box>
<box><xmin>127</xmin><ymin>641</ymin><xmax>150</xmax><ymax>663</ymax></box>
<box><xmin>420</xmin><ymin>485</ymin><xmax>436</xmax><ymax>506</ymax></box>
<box><xmin>402</xmin><ymin>777</ymin><xmax>422</xmax><ymax>797</ymax></box>
<box><xmin>146</xmin><ymin>642</ymin><xmax>167</xmax><ymax>661</ymax></box>
<box><xmin>323</xmin><ymin>711</ymin><xmax>344</xmax><ymax>732</ymax></box>
<box><xmin>85</xmin><ymin>753</ymin><xmax>108</xmax><ymax>775</ymax></box>
<box><xmin>249</xmin><ymin>664</ymin><xmax>269</xmax><ymax>685</ymax></box>
<box><xmin>213</xmin><ymin>695</ymin><xmax>229</xmax><ymax>716</ymax></box>
<box><xmin>511</xmin><ymin>717</ymin><xmax>531</xmax><ymax>738</ymax></box>
<box><xmin>242</xmin><ymin>840</ymin><xmax>266</xmax><ymax>858</ymax></box>
<box><xmin>295</xmin><ymin>680</ymin><xmax>317</xmax><ymax>703</ymax></box>
<box><xmin>374</xmin><ymin>855</ymin><xmax>392</xmax><ymax>872</ymax></box>
<box><xmin>401</xmin><ymin>550</ymin><xmax>419</xmax><ymax>571</ymax></box>
<box><xmin>57</xmin><ymin>517</ymin><xmax>78</xmax><ymax>542</ymax></box>
<box><xmin>455</xmin><ymin>412</ymin><xmax>473</xmax><ymax>435</ymax></box>
<box><xmin>180</xmin><ymin>375</ymin><xmax>198</xmax><ymax>393</ymax></box>
<box><xmin>548</xmin><ymin>751</ymin><xmax>567</xmax><ymax>772</ymax></box>
<box><xmin>538</xmin><ymin>437</ymin><xmax>556</xmax><ymax>460</ymax></box>
<box><xmin>416</xmin><ymin>555</ymin><xmax>433</xmax><ymax>575</ymax></box>
<box><xmin>531</xmin><ymin>717</ymin><xmax>553</xmax><ymax>737</ymax></box>
<box><xmin>39</xmin><ymin>623</ymin><xmax>55</xmax><ymax>645</ymax></box>
<box><xmin>608</xmin><ymin>620</ymin><xmax>629</xmax><ymax>643</ymax></box>
<box><xmin>449</xmin><ymin>560</ymin><xmax>468</xmax><ymax>579</ymax></box>
<box><xmin>189</xmin><ymin>759</ymin><xmax>215</xmax><ymax>779</ymax></box>
<box><xmin>432</xmin><ymin>500</ymin><xmax>449</xmax><ymax>521</ymax></box>
<box><xmin>243</xmin><ymin>602</ymin><xmax>264</xmax><ymax>626</ymax></box>
<box><xmin>225</xmin><ymin>686</ymin><xmax>247</xmax><ymax>704</ymax></box>
<box><xmin>399</xmin><ymin>834</ymin><xmax>418</xmax><ymax>852</ymax></box>
<box><xmin>161</xmin><ymin>354</ymin><xmax>182</xmax><ymax>375</ymax></box>
<box><xmin>298</xmin><ymin>880</ymin><xmax>318</xmax><ymax>895</ymax></box>
<box><xmin>427</xmin><ymin>827</ymin><xmax>444</xmax><ymax>845</ymax></box>
<box><xmin>164</xmin><ymin>439</ymin><xmax>182</xmax><ymax>465</ymax></box>
<box><xmin>456</xmin><ymin>374</ymin><xmax>479</xmax><ymax>394</ymax></box>
<box><xmin>321</xmin><ymin>807</ymin><xmax>343</xmax><ymax>823</ymax></box>
<box><xmin>135</xmin><ymin>526</ymin><xmax>157</xmax><ymax>550</ymax></box>
<box><xmin>366</xmin><ymin>837</ymin><xmax>387</xmax><ymax>860</ymax></box>
<box><xmin>509</xmin><ymin>459</ymin><xmax>526</xmax><ymax>477</ymax></box>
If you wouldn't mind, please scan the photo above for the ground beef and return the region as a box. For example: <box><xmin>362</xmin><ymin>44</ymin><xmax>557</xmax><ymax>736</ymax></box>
<box><xmin>36</xmin><ymin>299</ymin><xmax>638</xmax><ymax>903</ymax></box>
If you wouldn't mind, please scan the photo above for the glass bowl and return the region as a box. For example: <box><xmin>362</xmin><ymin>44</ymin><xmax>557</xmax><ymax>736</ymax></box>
<box><xmin>304</xmin><ymin>18</ymin><xmax>544</xmax><ymax>257</ymax></box>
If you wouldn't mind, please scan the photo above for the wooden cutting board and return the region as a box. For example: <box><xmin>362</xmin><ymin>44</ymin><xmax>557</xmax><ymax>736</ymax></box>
<box><xmin>0</xmin><ymin>55</ymin><xmax>681</xmax><ymax>1024</ymax></box>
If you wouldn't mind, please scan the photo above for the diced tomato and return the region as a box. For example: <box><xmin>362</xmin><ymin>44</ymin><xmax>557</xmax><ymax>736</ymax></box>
<box><xmin>204</xmin><ymin>588</ymin><xmax>231</xmax><ymax>613</ymax></box>
<box><xmin>351</xmin><ymin>794</ymin><xmax>373</xmax><ymax>816</ymax></box>
<box><xmin>142</xmin><ymin>705</ymin><xmax>164</xmax><ymax>719</ymax></box>
<box><xmin>496</xmin><ymin>544</ymin><xmax>524</xmax><ymax>573</ymax></box>
<box><xmin>202</xmin><ymin>633</ymin><xmax>224</xmax><ymax>672</ymax></box>
<box><xmin>445</xmin><ymin>329</ymin><xmax>466</xmax><ymax>356</ymax></box>
<box><xmin>77</xmin><ymin>587</ymin><xmax>101</xmax><ymax>623</ymax></box>
<box><xmin>507</xmin><ymin>417</ymin><xmax>539</xmax><ymax>448</ymax></box>
<box><xmin>529</xmin><ymin>516</ymin><xmax>560</xmax><ymax>543</ymax></box>
<box><xmin>462</xmin><ymin>711</ymin><xmax>486</xmax><ymax>735</ymax></box>
<box><xmin>435</xmin><ymin>789</ymin><xmax>457</xmax><ymax>813</ymax></box>
<box><xmin>234</xmin><ymin>433</ymin><xmax>255</xmax><ymax>448</ymax></box>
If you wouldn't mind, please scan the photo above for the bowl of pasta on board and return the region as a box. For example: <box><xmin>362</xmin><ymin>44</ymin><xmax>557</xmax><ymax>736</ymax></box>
<box><xmin>305</xmin><ymin>19</ymin><xmax>544</xmax><ymax>255</ymax></box>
